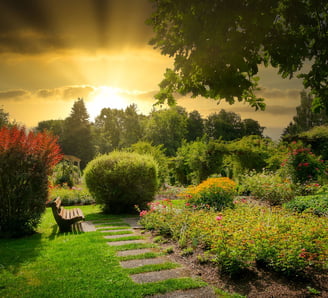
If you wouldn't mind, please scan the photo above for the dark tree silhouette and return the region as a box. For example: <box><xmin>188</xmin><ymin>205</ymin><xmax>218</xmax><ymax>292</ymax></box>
<box><xmin>148</xmin><ymin>0</ymin><xmax>328</xmax><ymax>111</ymax></box>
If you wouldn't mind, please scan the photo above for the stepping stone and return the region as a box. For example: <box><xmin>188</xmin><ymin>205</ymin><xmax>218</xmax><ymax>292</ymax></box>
<box><xmin>145</xmin><ymin>286</ymin><xmax>217</xmax><ymax>298</ymax></box>
<box><xmin>130</xmin><ymin>268</ymin><xmax>190</xmax><ymax>283</ymax></box>
<box><xmin>120</xmin><ymin>257</ymin><xmax>171</xmax><ymax>268</ymax></box>
<box><xmin>94</xmin><ymin>222</ymin><xmax>126</xmax><ymax>226</ymax></box>
<box><xmin>79</xmin><ymin>221</ymin><xmax>97</xmax><ymax>232</ymax></box>
<box><xmin>104</xmin><ymin>234</ymin><xmax>136</xmax><ymax>240</ymax></box>
<box><xmin>116</xmin><ymin>248</ymin><xmax>153</xmax><ymax>257</ymax></box>
<box><xmin>122</xmin><ymin>217</ymin><xmax>143</xmax><ymax>229</ymax></box>
<box><xmin>95</xmin><ymin>225</ymin><xmax>129</xmax><ymax>230</ymax></box>
<box><xmin>100</xmin><ymin>229</ymin><xmax>133</xmax><ymax>233</ymax></box>
<box><xmin>107</xmin><ymin>240</ymin><xmax>148</xmax><ymax>246</ymax></box>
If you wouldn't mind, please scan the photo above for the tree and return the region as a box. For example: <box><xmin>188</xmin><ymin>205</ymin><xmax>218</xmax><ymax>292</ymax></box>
<box><xmin>147</xmin><ymin>0</ymin><xmax>328</xmax><ymax>111</ymax></box>
<box><xmin>186</xmin><ymin>110</ymin><xmax>204</xmax><ymax>141</ymax></box>
<box><xmin>94</xmin><ymin>107</ymin><xmax>125</xmax><ymax>152</ymax></box>
<box><xmin>205</xmin><ymin>110</ymin><xmax>243</xmax><ymax>141</ymax></box>
<box><xmin>283</xmin><ymin>91</ymin><xmax>328</xmax><ymax>136</ymax></box>
<box><xmin>61</xmin><ymin>98</ymin><xmax>94</xmax><ymax>169</ymax></box>
<box><xmin>121</xmin><ymin>104</ymin><xmax>144</xmax><ymax>147</ymax></box>
<box><xmin>145</xmin><ymin>106</ymin><xmax>188</xmax><ymax>156</ymax></box>
<box><xmin>242</xmin><ymin>118</ymin><xmax>264</xmax><ymax>137</ymax></box>
<box><xmin>34</xmin><ymin>119</ymin><xmax>65</xmax><ymax>146</ymax></box>
<box><xmin>0</xmin><ymin>107</ymin><xmax>10</xmax><ymax>128</ymax></box>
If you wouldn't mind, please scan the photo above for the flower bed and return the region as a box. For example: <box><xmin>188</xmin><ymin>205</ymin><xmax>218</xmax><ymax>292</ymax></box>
<box><xmin>140</xmin><ymin>198</ymin><xmax>328</xmax><ymax>276</ymax></box>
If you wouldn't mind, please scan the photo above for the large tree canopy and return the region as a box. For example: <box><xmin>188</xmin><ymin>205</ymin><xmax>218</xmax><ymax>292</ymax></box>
<box><xmin>147</xmin><ymin>0</ymin><xmax>328</xmax><ymax>111</ymax></box>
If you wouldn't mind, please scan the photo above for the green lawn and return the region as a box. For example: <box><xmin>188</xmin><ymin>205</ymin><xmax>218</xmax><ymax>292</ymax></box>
<box><xmin>0</xmin><ymin>205</ymin><xmax>206</xmax><ymax>298</ymax></box>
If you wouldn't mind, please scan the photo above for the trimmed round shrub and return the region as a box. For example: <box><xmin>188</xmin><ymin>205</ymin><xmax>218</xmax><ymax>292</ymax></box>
<box><xmin>0</xmin><ymin>126</ymin><xmax>62</xmax><ymax>237</ymax></box>
<box><xmin>84</xmin><ymin>151</ymin><xmax>159</xmax><ymax>213</ymax></box>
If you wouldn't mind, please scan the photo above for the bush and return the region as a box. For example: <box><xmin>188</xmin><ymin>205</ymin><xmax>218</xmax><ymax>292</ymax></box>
<box><xmin>139</xmin><ymin>201</ymin><xmax>328</xmax><ymax>276</ymax></box>
<box><xmin>127</xmin><ymin>141</ymin><xmax>169</xmax><ymax>185</ymax></box>
<box><xmin>51</xmin><ymin>160</ymin><xmax>81</xmax><ymax>187</ymax></box>
<box><xmin>284</xmin><ymin>194</ymin><xmax>328</xmax><ymax>216</ymax></box>
<box><xmin>240</xmin><ymin>171</ymin><xmax>294</xmax><ymax>205</ymax></box>
<box><xmin>48</xmin><ymin>185</ymin><xmax>95</xmax><ymax>206</ymax></box>
<box><xmin>0</xmin><ymin>126</ymin><xmax>62</xmax><ymax>237</ymax></box>
<box><xmin>84</xmin><ymin>151</ymin><xmax>159</xmax><ymax>213</ymax></box>
<box><xmin>282</xmin><ymin>142</ymin><xmax>327</xmax><ymax>184</ymax></box>
<box><xmin>174</xmin><ymin>140</ymin><xmax>227</xmax><ymax>185</ymax></box>
<box><xmin>181</xmin><ymin>177</ymin><xmax>236</xmax><ymax>211</ymax></box>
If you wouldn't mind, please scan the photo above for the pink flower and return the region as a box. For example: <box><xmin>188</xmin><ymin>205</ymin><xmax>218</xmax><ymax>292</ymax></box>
<box><xmin>139</xmin><ymin>210</ymin><xmax>148</xmax><ymax>217</ymax></box>
<box><xmin>303</xmin><ymin>162</ymin><xmax>309</xmax><ymax>167</ymax></box>
<box><xmin>185</xmin><ymin>202</ymin><xmax>191</xmax><ymax>206</ymax></box>
<box><xmin>216</xmin><ymin>216</ymin><xmax>223</xmax><ymax>221</ymax></box>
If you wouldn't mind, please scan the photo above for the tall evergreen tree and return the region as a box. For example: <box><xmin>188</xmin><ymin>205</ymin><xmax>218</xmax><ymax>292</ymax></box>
<box><xmin>283</xmin><ymin>91</ymin><xmax>328</xmax><ymax>136</ymax></box>
<box><xmin>61</xmin><ymin>98</ymin><xmax>94</xmax><ymax>169</ymax></box>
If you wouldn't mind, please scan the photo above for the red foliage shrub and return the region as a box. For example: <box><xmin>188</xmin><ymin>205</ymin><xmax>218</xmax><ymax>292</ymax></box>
<box><xmin>0</xmin><ymin>126</ymin><xmax>62</xmax><ymax>237</ymax></box>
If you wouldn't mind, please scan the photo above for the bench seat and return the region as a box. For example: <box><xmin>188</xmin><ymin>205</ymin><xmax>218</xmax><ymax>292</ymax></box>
<box><xmin>49</xmin><ymin>197</ymin><xmax>85</xmax><ymax>232</ymax></box>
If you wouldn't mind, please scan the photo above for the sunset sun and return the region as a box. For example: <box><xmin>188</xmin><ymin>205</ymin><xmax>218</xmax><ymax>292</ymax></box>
<box><xmin>86</xmin><ymin>86</ymin><xmax>128</xmax><ymax>120</ymax></box>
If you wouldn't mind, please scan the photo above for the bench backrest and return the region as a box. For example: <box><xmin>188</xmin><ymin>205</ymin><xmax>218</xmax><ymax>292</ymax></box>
<box><xmin>49</xmin><ymin>197</ymin><xmax>63</xmax><ymax>224</ymax></box>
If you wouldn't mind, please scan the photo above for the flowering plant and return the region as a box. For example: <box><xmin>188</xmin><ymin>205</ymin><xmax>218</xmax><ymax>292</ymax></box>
<box><xmin>239</xmin><ymin>170</ymin><xmax>294</xmax><ymax>205</ymax></box>
<box><xmin>282</xmin><ymin>142</ymin><xmax>327</xmax><ymax>184</ymax></box>
<box><xmin>181</xmin><ymin>177</ymin><xmax>236</xmax><ymax>211</ymax></box>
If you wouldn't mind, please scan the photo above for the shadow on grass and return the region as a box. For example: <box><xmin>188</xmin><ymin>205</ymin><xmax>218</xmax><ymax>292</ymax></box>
<box><xmin>0</xmin><ymin>232</ymin><xmax>42</xmax><ymax>274</ymax></box>
<box><xmin>47</xmin><ymin>223</ymin><xmax>85</xmax><ymax>240</ymax></box>
<box><xmin>85</xmin><ymin>212</ymin><xmax>139</xmax><ymax>221</ymax></box>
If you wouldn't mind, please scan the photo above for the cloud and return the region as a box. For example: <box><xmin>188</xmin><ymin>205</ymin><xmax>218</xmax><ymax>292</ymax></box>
<box><xmin>0</xmin><ymin>89</ymin><xmax>29</xmax><ymax>100</ymax></box>
<box><xmin>0</xmin><ymin>0</ymin><xmax>153</xmax><ymax>55</ymax></box>
<box><xmin>36</xmin><ymin>88</ymin><xmax>60</xmax><ymax>98</ymax></box>
<box><xmin>62</xmin><ymin>86</ymin><xmax>95</xmax><ymax>101</ymax></box>
<box><xmin>257</xmin><ymin>88</ymin><xmax>301</xmax><ymax>100</ymax></box>
<box><xmin>0</xmin><ymin>85</ymin><xmax>96</xmax><ymax>102</ymax></box>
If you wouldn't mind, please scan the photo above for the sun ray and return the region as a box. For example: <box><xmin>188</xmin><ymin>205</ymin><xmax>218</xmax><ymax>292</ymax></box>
<box><xmin>86</xmin><ymin>86</ymin><xmax>129</xmax><ymax>121</ymax></box>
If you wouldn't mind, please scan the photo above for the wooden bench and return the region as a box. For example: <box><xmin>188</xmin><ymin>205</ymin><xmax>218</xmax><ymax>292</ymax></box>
<box><xmin>49</xmin><ymin>197</ymin><xmax>85</xmax><ymax>232</ymax></box>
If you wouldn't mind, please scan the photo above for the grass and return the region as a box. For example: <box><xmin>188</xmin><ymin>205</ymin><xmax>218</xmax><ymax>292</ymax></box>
<box><xmin>0</xmin><ymin>205</ymin><xmax>206</xmax><ymax>297</ymax></box>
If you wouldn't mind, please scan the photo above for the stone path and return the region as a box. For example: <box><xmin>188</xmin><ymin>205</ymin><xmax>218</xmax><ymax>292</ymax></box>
<box><xmin>88</xmin><ymin>217</ymin><xmax>217</xmax><ymax>298</ymax></box>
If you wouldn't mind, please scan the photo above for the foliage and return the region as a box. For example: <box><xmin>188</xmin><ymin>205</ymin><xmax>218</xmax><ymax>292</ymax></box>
<box><xmin>0</xmin><ymin>107</ymin><xmax>10</xmax><ymax>128</ymax></box>
<box><xmin>181</xmin><ymin>177</ymin><xmax>236</xmax><ymax>211</ymax></box>
<box><xmin>298</xmin><ymin>126</ymin><xmax>328</xmax><ymax>160</ymax></box>
<box><xmin>127</xmin><ymin>141</ymin><xmax>169</xmax><ymax>185</ymax></box>
<box><xmin>34</xmin><ymin>119</ymin><xmax>65</xmax><ymax>146</ymax></box>
<box><xmin>240</xmin><ymin>171</ymin><xmax>294</xmax><ymax>205</ymax></box>
<box><xmin>186</xmin><ymin>110</ymin><xmax>204</xmax><ymax>142</ymax></box>
<box><xmin>50</xmin><ymin>160</ymin><xmax>81</xmax><ymax>187</ymax></box>
<box><xmin>48</xmin><ymin>185</ymin><xmax>95</xmax><ymax>206</ymax></box>
<box><xmin>61</xmin><ymin>98</ymin><xmax>94</xmax><ymax>169</ymax></box>
<box><xmin>284</xmin><ymin>194</ymin><xmax>328</xmax><ymax>217</ymax></box>
<box><xmin>0</xmin><ymin>126</ymin><xmax>62</xmax><ymax>237</ymax></box>
<box><xmin>140</xmin><ymin>200</ymin><xmax>328</xmax><ymax>276</ymax></box>
<box><xmin>84</xmin><ymin>152</ymin><xmax>159</xmax><ymax>213</ymax></box>
<box><xmin>281</xmin><ymin>142</ymin><xmax>327</xmax><ymax>184</ymax></box>
<box><xmin>205</xmin><ymin>110</ymin><xmax>264</xmax><ymax>141</ymax></box>
<box><xmin>147</xmin><ymin>0</ymin><xmax>328</xmax><ymax>111</ymax></box>
<box><xmin>283</xmin><ymin>91</ymin><xmax>328</xmax><ymax>136</ymax></box>
<box><xmin>93</xmin><ymin>104</ymin><xmax>144</xmax><ymax>153</ymax></box>
<box><xmin>145</xmin><ymin>106</ymin><xmax>188</xmax><ymax>156</ymax></box>
<box><xmin>224</xmin><ymin>136</ymin><xmax>273</xmax><ymax>179</ymax></box>
<box><xmin>174</xmin><ymin>140</ymin><xmax>227</xmax><ymax>185</ymax></box>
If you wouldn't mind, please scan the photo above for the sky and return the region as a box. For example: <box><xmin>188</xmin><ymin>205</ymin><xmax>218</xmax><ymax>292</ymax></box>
<box><xmin>0</xmin><ymin>0</ymin><xmax>306</xmax><ymax>140</ymax></box>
